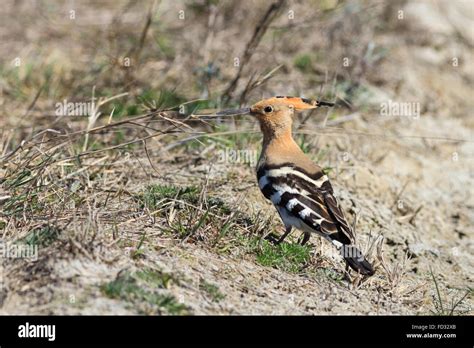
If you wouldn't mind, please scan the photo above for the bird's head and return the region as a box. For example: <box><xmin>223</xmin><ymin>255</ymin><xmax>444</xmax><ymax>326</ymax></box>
<box><xmin>250</xmin><ymin>96</ymin><xmax>333</xmax><ymax>128</ymax></box>
<box><xmin>217</xmin><ymin>96</ymin><xmax>334</xmax><ymax>137</ymax></box>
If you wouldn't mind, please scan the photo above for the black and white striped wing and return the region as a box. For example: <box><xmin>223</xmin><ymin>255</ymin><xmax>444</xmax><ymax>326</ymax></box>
<box><xmin>257</xmin><ymin>164</ymin><xmax>355</xmax><ymax>245</ymax></box>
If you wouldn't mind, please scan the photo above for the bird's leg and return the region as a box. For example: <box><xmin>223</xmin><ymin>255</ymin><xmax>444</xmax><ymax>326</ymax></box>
<box><xmin>275</xmin><ymin>226</ymin><xmax>292</xmax><ymax>245</ymax></box>
<box><xmin>298</xmin><ymin>232</ymin><xmax>311</xmax><ymax>246</ymax></box>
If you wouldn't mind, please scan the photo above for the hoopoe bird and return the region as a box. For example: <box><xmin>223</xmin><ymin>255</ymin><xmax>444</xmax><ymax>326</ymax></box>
<box><xmin>218</xmin><ymin>96</ymin><xmax>375</xmax><ymax>276</ymax></box>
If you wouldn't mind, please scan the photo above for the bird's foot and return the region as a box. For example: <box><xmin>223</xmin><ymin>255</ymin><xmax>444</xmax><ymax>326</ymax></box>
<box><xmin>264</xmin><ymin>233</ymin><xmax>281</xmax><ymax>245</ymax></box>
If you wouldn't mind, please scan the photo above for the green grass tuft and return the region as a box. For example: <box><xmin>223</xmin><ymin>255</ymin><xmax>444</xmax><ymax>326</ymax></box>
<box><xmin>139</xmin><ymin>184</ymin><xmax>199</xmax><ymax>210</ymax></box>
<box><xmin>254</xmin><ymin>239</ymin><xmax>311</xmax><ymax>273</ymax></box>
<box><xmin>199</xmin><ymin>279</ymin><xmax>225</xmax><ymax>302</ymax></box>
<box><xmin>297</xmin><ymin>135</ymin><xmax>312</xmax><ymax>154</ymax></box>
<box><xmin>20</xmin><ymin>225</ymin><xmax>61</xmax><ymax>248</ymax></box>
<box><xmin>294</xmin><ymin>54</ymin><xmax>313</xmax><ymax>73</ymax></box>
<box><xmin>101</xmin><ymin>269</ymin><xmax>187</xmax><ymax>315</ymax></box>
<box><xmin>135</xmin><ymin>269</ymin><xmax>174</xmax><ymax>288</ymax></box>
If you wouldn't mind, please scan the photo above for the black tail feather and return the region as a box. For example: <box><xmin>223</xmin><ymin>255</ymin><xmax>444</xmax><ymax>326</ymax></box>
<box><xmin>342</xmin><ymin>245</ymin><xmax>375</xmax><ymax>276</ymax></box>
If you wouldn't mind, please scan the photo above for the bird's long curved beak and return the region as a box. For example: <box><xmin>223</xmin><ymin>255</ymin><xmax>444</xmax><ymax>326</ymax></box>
<box><xmin>216</xmin><ymin>107</ymin><xmax>251</xmax><ymax>116</ymax></box>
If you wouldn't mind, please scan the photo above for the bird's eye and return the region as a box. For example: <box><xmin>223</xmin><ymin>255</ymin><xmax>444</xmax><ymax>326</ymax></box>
<box><xmin>264</xmin><ymin>106</ymin><xmax>273</xmax><ymax>113</ymax></box>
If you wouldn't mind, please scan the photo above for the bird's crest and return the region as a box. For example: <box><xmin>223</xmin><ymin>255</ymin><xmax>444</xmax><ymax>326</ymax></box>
<box><xmin>256</xmin><ymin>96</ymin><xmax>334</xmax><ymax>110</ymax></box>
<box><xmin>215</xmin><ymin>96</ymin><xmax>334</xmax><ymax>117</ymax></box>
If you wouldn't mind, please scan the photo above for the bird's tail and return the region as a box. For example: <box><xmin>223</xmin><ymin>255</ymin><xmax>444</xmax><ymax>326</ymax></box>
<box><xmin>341</xmin><ymin>244</ymin><xmax>375</xmax><ymax>276</ymax></box>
